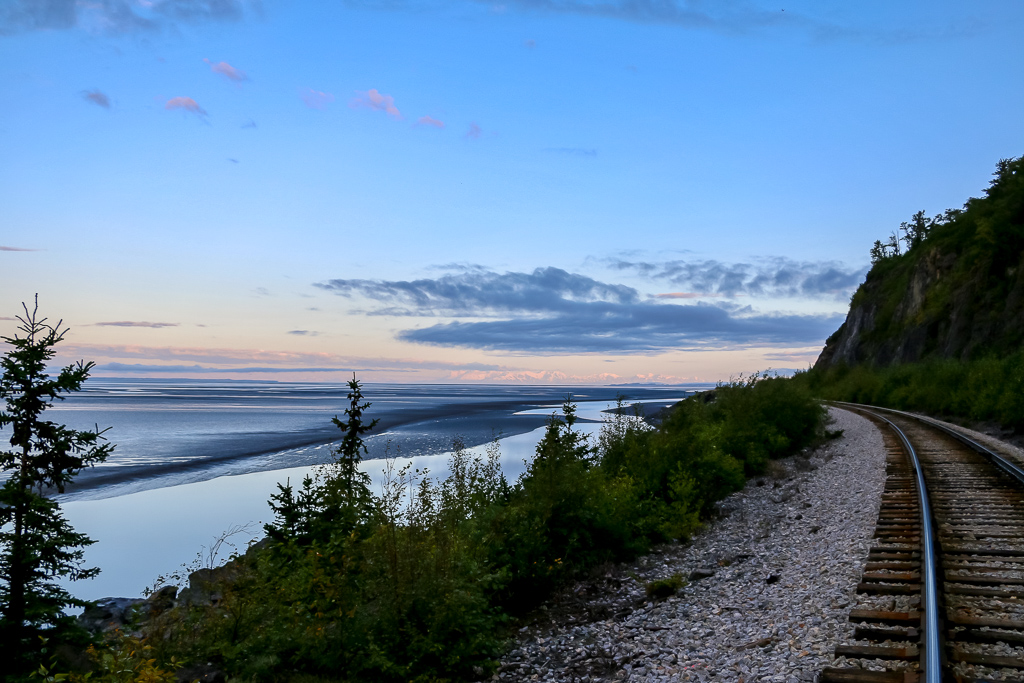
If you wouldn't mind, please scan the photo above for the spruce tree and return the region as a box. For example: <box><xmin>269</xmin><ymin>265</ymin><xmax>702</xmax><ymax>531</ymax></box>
<box><xmin>0</xmin><ymin>298</ymin><xmax>113</xmax><ymax>670</ymax></box>
<box><xmin>265</xmin><ymin>374</ymin><xmax>379</xmax><ymax>544</ymax></box>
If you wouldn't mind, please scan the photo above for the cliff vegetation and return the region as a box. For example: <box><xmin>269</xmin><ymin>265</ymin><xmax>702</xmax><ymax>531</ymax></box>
<box><xmin>807</xmin><ymin>155</ymin><xmax>1024</xmax><ymax>430</ymax></box>
<box><xmin>816</xmin><ymin>155</ymin><xmax>1024</xmax><ymax>368</ymax></box>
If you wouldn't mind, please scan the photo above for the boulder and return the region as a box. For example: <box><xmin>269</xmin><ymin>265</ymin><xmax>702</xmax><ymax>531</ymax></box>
<box><xmin>78</xmin><ymin>597</ymin><xmax>148</xmax><ymax>635</ymax></box>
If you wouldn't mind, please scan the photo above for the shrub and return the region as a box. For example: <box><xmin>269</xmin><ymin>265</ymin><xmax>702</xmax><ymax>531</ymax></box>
<box><xmin>801</xmin><ymin>351</ymin><xmax>1024</xmax><ymax>431</ymax></box>
<box><xmin>645</xmin><ymin>574</ymin><xmax>686</xmax><ymax>600</ymax></box>
<box><xmin>135</xmin><ymin>375</ymin><xmax>826</xmax><ymax>681</ymax></box>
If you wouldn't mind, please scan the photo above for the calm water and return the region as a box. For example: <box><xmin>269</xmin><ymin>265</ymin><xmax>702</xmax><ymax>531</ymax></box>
<box><xmin>1</xmin><ymin>379</ymin><xmax>707</xmax><ymax>600</ymax></box>
<box><xmin>33</xmin><ymin>379</ymin><xmax>701</xmax><ymax>499</ymax></box>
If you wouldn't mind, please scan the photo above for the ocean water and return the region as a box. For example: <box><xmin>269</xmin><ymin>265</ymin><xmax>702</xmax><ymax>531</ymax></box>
<box><xmin>1</xmin><ymin>379</ymin><xmax>707</xmax><ymax>600</ymax></box>
<box><xmin>35</xmin><ymin>379</ymin><xmax>699</xmax><ymax>499</ymax></box>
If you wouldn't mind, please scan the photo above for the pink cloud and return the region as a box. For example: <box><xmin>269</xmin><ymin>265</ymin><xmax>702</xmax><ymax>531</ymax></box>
<box><xmin>466</xmin><ymin>122</ymin><xmax>482</xmax><ymax>139</ymax></box>
<box><xmin>165</xmin><ymin>96</ymin><xmax>207</xmax><ymax>116</ymax></box>
<box><xmin>93</xmin><ymin>321</ymin><xmax>179</xmax><ymax>328</ymax></box>
<box><xmin>656</xmin><ymin>292</ymin><xmax>721</xmax><ymax>299</ymax></box>
<box><xmin>205</xmin><ymin>59</ymin><xmax>247</xmax><ymax>82</ymax></box>
<box><xmin>351</xmin><ymin>89</ymin><xmax>401</xmax><ymax>119</ymax></box>
<box><xmin>301</xmin><ymin>89</ymin><xmax>334</xmax><ymax>109</ymax></box>
<box><xmin>415</xmin><ymin>115</ymin><xmax>445</xmax><ymax>129</ymax></box>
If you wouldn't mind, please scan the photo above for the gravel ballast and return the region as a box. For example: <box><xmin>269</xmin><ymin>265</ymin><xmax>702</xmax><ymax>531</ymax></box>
<box><xmin>486</xmin><ymin>407</ymin><xmax>888</xmax><ymax>682</ymax></box>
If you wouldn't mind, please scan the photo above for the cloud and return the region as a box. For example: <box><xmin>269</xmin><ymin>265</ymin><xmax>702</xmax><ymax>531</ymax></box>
<box><xmin>466</xmin><ymin>122</ymin><xmax>482</xmax><ymax>139</ymax></box>
<box><xmin>93</xmin><ymin>321</ymin><xmax>180</xmax><ymax>328</ymax></box>
<box><xmin>165</xmin><ymin>96</ymin><xmax>207</xmax><ymax>116</ymax></box>
<box><xmin>350</xmin><ymin>89</ymin><xmax>401</xmax><ymax>118</ymax></box>
<box><xmin>445</xmin><ymin>369</ymin><xmax>695</xmax><ymax>384</ymax></box>
<box><xmin>287</xmin><ymin>330</ymin><xmax>318</xmax><ymax>336</ymax></box>
<box><xmin>0</xmin><ymin>245</ymin><xmax>39</xmax><ymax>251</ymax></box>
<box><xmin>286</xmin><ymin>1</ymin><xmax>978</xmax><ymax>45</ymax></box>
<box><xmin>301</xmin><ymin>89</ymin><xmax>334</xmax><ymax>109</ymax></box>
<box><xmin>415</xmin><ymin>115</ymin><xmax>445</xmax><ymax>129</ymax></box>
<box><xmin>205</xmin><ymin>58</ymin><xmax>247</xmax><ymax>82</ymax></box>
<box><xmin>60</xmin><ymin>342</ymin><xmax>507</xmax><ymax>372</ymax></box>
<box><xmin>478</xmin><ymin>0</ymin><xmax>790</xmax><ymax>32</ymax></box>
<box><xmin>315</xmin><ymin>267</ymin><xmax>842</xmax><ymax>354</ymax></box>
<box><xmin>397</xmin><ymin>306</ymin><xmax>842</xmax><ymax>354</ymax></box>
<box><xmin>656</xmin><ymin>292</ymin><xmax>717</xmax><ymax>299</ymax></box>
<box><xmin>96</xmin><ymin>363</ymin><xmax>384</xmax><ymax>374</ymax></box>
<box><xmin>0</xmin><ymin>0</ymin><xmax>255</xmax><ymax>36</ymax></box>
<box><xmin>426</xmin><ymin>262</ymin><xmax>490</xmax><ymax>273</ymax></box>
<box><xmin>316</xmin><ymin>267</ymin><xmax>640</xmax><ymax>317</ymax></box>
<box><xmin>82</xmin><ymin>89</ymin><xmax>110</xmax><ymax>108</ymax></box>
<box><xmin>609</xmin><ymin>257</ymin><xmax>868</xmax><ymax>300</ymax></box>
<box><xmin>545</xmin><ymin>147</ymin><xmax>597</xmax><ymax>156</ymax></box>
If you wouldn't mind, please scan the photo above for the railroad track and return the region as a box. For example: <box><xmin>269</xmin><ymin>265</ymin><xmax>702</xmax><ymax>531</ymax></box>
<box><xmin>821</xmin><ymin>404</ymin><xmax>1024</xmax><ymax>683</ymax></box>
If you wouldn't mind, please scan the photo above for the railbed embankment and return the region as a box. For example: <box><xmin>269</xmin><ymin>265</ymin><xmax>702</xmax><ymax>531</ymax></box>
<box><xmin>485</xmin><ymin>407</ymin><xmax>887</xmax><ymax>682</ymax></box>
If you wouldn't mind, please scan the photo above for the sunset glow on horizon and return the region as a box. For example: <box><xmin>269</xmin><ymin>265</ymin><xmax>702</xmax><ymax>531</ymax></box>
<box><xmin>3</xmin><ymin>1</ymin><xmax>1022</xmax><ymax>383</ymax></box>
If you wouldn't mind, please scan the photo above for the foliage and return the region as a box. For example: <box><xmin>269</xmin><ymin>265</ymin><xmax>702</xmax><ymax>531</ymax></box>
<box><xmin>850</xmin><ymin>155</ymin><xmax>1024</xmax><ymax>358</ymax></box>
<box><xmin>264</xmin><ymin>375</ymin><xmax>380</xmax><ymax>545</ymax></box>
<box><xmin>484</xmin><ymin>398</ymin><xmax>644</xmax><ymax>608</ymax></box>
<box><xmin>814</xmin><ymin>157</ymin><xmax>1024</xmax><ymax>425</ymax></box>
<box><xmin>32</xmin><ymin>632</ymin><xmax>181</xmax><ymax>683</ymax></box>
<box><xmin>0</xmin><ymin>299</ymin><xmax>113</xmax><ymax>676</ymax></box>
<box><xmin>137</xmin><ymin>375</ymin><xmax>825</xmax><ymax>682</ymax></box>
<box><xmin>645</xmin><ymin>573</ymin><xmax>686</xmax><ymax>600</ymax></box>
<box><xmin>800</xmin><ymin>352</ymin><xmax>1024</xmax><ymax>431</ymax></box>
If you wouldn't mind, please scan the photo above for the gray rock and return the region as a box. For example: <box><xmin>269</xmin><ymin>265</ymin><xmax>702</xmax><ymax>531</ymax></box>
<box><xmin>78</xmin><ymin>597</ymin><xmax>148</xmax><ymax>634</ymax></box>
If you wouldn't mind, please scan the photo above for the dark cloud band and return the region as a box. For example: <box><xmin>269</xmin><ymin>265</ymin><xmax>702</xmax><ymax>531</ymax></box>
<box><xmin>317</xmin><ymin>266</ymin><xmax>844</xmax><ymax>354</ymax></box>
<box><xmin>1</xmin><ymin>0</ymin><xmax>254</xmax><ymax>35</ymax></box>
<box><xmin>316</xmin><ymin>267</ymin><xmax>640</xmax><ymax>316</ymax></box>
<box><xmin>397</xmin><ymin>306</ymin><xmax>842</xmax><ymax>354</ymax></box>
<box><xmin>609</xmin><ymin>257</ymin><xmax>868</xmax><ymax>300</ymax></box>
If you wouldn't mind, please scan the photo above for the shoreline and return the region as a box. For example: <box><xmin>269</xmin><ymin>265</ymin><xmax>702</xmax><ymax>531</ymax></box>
<box><xmin>47</xmin><ymin>382</ymin><xmax>690</xmax><ymax>501</ymax></box>
<box><xmin>58</xmin><ymin>404</ymin><xmax>672</xmax><ymax>601</ymax></box>
<box><xmin>57</xmin><ymin>396</ymin><xmax>685</xmax><ymax>502</ymax></box>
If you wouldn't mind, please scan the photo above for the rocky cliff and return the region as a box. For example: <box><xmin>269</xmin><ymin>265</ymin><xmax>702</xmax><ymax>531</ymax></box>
<box><xmin>815</xmin><ymin>156</ymin><xmax>1024</xmax><ymax>369</ymax></box>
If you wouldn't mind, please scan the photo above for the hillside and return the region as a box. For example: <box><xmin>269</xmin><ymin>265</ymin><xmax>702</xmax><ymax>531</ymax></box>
<box><xmin>815</xmin><ymin>156</ymin><xmax>1024</xmax><ymax>368</ymax></box>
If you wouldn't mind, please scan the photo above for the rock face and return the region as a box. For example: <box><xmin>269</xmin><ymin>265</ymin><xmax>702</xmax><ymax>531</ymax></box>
<box><xmin>815</xmin><ymin>243</ymin><xmax>1024</xmax><ymax>369</ymax></box>
<box><xmin>78</xmin><ymin>586</ymin><xmax>178</xmax><ymax>635</ymax></box>
<box><xmin>816</xmin><ymin>156</ymin><xmax>1024</xmax><ymax>369</ymax></box>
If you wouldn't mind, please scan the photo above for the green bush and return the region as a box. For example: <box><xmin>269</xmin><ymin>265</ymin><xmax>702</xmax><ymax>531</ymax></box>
<box><xmin>482</xmin><ymin>401</ymin><xmax>646</xmax><ymax>611</ymax></box>
<box><xmin>801</xmin><ymin>351</ymin><xmax>1024</xmax><ymax>431</ymax></box>
<box><xmin>645</xmin><ymin>574</ymin><xmax>686</xmax><ymax>600</ymax></box>
<box><xmin>134</xmin><ymin>376</ymin><xmax>825</xmax><ymax>682</ymax></box>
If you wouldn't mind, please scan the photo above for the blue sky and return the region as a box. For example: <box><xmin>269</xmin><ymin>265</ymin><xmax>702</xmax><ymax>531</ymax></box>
<box><xmin>1</xmin><ymin>0</ymin><xmax>1022</xmax><ymax>383</ymax></box>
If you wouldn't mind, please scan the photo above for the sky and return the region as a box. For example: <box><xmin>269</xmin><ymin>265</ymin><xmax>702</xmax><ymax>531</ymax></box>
<box><xmin>1</xmin><ymin>0</ymin><xmax>1022</xmax><ymax>384</ymax></box>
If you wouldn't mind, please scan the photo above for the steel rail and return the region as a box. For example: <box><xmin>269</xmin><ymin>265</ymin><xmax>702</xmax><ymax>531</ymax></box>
<box><xmin>836</xmin><ymin>402</ymin><xmax>1024</xmax><ymax>488</ymax></box>
<box><xmin>834</xmin><ymin>403</ymin><xmax>942</xmax><ymax>683</ymax></box>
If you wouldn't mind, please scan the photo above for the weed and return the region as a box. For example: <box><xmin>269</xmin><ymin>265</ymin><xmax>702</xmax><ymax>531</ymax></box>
<box><xmin>645</xmin><ymin>574</ymin><xmax>686</xmax><ymax>600</ymax></box>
